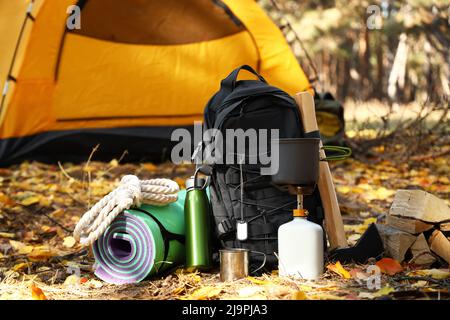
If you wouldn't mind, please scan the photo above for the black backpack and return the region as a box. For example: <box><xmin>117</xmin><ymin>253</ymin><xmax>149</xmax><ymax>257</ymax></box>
<box><xmin>203</xmin><ymin>65</ymin><xmax>324</xmax><ymax>272</ymax></box>
<box><xmin>314</xmin><ymin>92</ymin><xmax>346</xmax><ymax>146</ymax></box>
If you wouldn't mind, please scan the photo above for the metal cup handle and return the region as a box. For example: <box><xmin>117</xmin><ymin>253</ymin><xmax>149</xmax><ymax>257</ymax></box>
<box><xmin>249</xmin><ymin>250</ymin><xmax>267</xmax><ymax>274</ymax></box>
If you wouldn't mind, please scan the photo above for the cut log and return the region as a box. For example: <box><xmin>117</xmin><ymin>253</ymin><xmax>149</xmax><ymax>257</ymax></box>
<box><xmin>439</xmin><ymin>222</ymin><xmax>450</xmax><ymax>232</ymax></box>
<box><xmin>389</xmin><ymin>190</ymin><xmax>449</xmax><ymax>223</ymax></box>
<box><xmin>429</xmin><ymin>230</ymin><xmax>450</xmax><ymax>264</ymax></box>
<box><xmin>376</xmin><ymin>224</ymin><xmax>417</xmax><ymax>262</ymax></box>
<box><xmin>408</xmin><ymin>233</ymin><xmax>436</xmax><ymax>266</ymax></box>
<box><xmin>386</xmin><ymin>214</ymin><xmax>433</xmax><ymax>234</ymax></box>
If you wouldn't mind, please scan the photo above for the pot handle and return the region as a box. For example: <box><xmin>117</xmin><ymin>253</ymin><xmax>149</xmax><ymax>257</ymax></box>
<box><xmin>321</xmin><ymin>146</ymin><xmax>352</xmax><ymax>161</ymax></box>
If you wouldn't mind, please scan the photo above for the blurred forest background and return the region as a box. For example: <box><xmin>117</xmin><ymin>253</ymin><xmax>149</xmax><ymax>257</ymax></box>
<box><xmin>260</xmin><ymin>0</ymin><xmax>449</xmax><ymax>103</ymax></box>
<box><xmin>258</xmin><ymin>0</ymin><xmax>449</xmax><ymax>162</ymax></box>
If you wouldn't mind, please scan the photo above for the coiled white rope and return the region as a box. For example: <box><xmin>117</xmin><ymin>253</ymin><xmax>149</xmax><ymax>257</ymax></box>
<box><xmin>73</xmin><ymin>175</ymin><xmax>179</xmax><ymax>246</ymax></box>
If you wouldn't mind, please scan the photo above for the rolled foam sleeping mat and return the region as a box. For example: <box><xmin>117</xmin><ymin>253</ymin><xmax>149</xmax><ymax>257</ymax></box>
<box><xmin>92</xmin><ymin>190</ymin><xmax>186</xmax><ymax>284</ymax></box>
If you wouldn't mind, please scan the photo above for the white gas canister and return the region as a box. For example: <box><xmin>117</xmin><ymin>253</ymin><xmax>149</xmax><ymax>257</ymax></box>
<box><xmin>278</xmin><ymin>209</ymin><xmax>324</xmax><ymax>280</ymax></box>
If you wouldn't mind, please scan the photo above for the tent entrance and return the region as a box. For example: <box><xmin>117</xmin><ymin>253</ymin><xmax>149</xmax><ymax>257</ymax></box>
<box><xmin>73</xmin><ymin>0</ymin><xmax>245</xmax><ymax>45</ymax></box>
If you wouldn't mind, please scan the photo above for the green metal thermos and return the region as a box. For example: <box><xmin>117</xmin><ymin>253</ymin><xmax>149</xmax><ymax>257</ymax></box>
<box><xmin>184</xmin><ymin>168</ymin><xmax>212</xmax><ymax>271</ymax></box>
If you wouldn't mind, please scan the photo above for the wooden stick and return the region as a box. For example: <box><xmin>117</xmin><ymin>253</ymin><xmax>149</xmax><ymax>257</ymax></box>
<box><xmin>294</xmin><ymin>92</ymin><xmax>347</xmax><ymax>249</ymax></box>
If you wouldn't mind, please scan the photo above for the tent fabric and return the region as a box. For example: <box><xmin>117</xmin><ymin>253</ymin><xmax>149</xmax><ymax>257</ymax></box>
<box><xmin>0</xmin><ymin>0</ymin><xmax>312</xmax><ymax>165</ymax></box>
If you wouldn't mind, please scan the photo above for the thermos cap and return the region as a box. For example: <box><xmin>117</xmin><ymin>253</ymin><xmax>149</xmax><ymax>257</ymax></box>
<box><xmin>186</xmin><ymin>176</ymin><xmax>206</xmax><ymax>190</ymax></box>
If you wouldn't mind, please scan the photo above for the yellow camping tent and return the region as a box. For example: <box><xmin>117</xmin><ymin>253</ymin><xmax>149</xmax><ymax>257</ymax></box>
<box><xmin>0</xmin><ymin>0</ymin><xmax>311</xmax><ymax>164</ymax></box>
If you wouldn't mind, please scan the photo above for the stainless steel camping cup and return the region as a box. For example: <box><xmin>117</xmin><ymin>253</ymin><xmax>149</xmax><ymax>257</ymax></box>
<box><xmin>220</xmin><ymin>248</ymin><xmax>249</xmax><ymax>281</ymax></box>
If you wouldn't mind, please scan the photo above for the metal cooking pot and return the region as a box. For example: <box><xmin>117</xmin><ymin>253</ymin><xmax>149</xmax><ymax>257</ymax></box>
<box><xmin>271</xmin><ymin>138</ymin><xmax>320</xmax><ymax>188</ymax></box>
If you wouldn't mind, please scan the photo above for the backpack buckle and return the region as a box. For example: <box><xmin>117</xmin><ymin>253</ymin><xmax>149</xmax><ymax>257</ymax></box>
<box><xmin>217</xmin><ymin>218</ymin><xmax>236</xmax><ymax>239</ymax></box>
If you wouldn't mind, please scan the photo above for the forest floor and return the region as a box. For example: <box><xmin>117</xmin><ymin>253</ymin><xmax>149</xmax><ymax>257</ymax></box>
<box><xmin>0</xmin><ymin>153</ymin><xmax>448</xmax><ymax>300</ymax></box>
<box><xmin>0</xmin><ymin>101</ymin><xmax>448</xmax><ymax>300</ymax></box>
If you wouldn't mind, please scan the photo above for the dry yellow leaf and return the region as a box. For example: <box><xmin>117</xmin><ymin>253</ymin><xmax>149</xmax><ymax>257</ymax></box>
<box><xmin>327</xmin><ymin>261</ymin><xmax>351</xmax><ymax>279</ymax></box>
<box><xmin>50</xmin><ymin>208</ymin><xmax>65</xmax><ymax>218</ymax></box>
<box><xmin>63</xmin><ymin>236</ymin><xmax>76</xmax><ymax>248</ymax></box>
<box><xmin>12</xmin><ymin>262</ymin><xmax>29</xmax><ymax>272</ymax></box>
<box><xmin>172</xmin><ymin>287</ymin><xmax>185</xmax><ymax>295</ymax></box>
<box><xmin>20</xmin><ymin>196</ymin><xmax>41</xmax><ymax>206</ymax></box>
<box><xmin>344</xmin><ymin>224</ymin><xmax>368</xmax><ymax>234</ymax></box>
<box><xmin>265</xmin><ymin>285</ymin><xmax>291</xmax><ymax>298</ymax></box>
<box><xmin>412</xmin><ymin>280</ymin><xmax>428</xmax><ymax>288</ymax></box>
<box><xmin>28</xmin><ymin>246</ymin><xmax>54</xmax><ymax>262</ymax></box>
<box><xmin>297</xmin><ymin>284</ymin><xmax>313</xmax><ymax>292</ymax></box>
<box><xmin>39</xmin><ymin>197</ymin><xmax>52</xmax><ymax>207</ymax></box>
<box><xmin>238</xmin><ymin>286</ymin><xmax>265</xmax><ymax>298</ymax></box>
<box><xmin>363</xmin><ymin>217</ymin><xmax>377</xmax><ymax>225</ymax></box>
<box><xmin>188</xmin><ymin>286</ymin><xmax>222</xmax><ymax>300</ymax></box>
<box><xmin>9</xmin><ymin>240</ymin><xmax>34</xmax><ymax>254</ymax></box>
<box><xmin>336</xmin><ymin>186</ymin><xmax>351</xmax><ymax>194</ymax></box>
<box><xmin>372</xmin><ymin>286</ymin><xmax>395</xmax><ymax>298</ymax></box>
<box><xmin>247</xmin><ymin>276</ymin><xmax>271</xmax><ymax>285</ymax></box>
<box><xmin>0</xmin><ymin>232</ymin><xmax>15</xmax><ymax>239</ymax></box>
<box><xmin>408</xmin><ymin>269</ymin><xmax>450</xmax><ymax>280</ymax></box>
<box><xmin>109</xmin><ymin>159</ymin><xmax>119</xmax><ymax>167</ymax></box>
<box><xmin>291</xmin><ymin>291</ymin><xmax>308</xmax><ymax>300</ymax></box>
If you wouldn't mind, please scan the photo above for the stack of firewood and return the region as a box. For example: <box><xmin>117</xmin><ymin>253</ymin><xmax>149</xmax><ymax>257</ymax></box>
<box><xmin>376</xmin><ymin>189</ymin><xmax>450</xmax><ymax>266</ymax></box>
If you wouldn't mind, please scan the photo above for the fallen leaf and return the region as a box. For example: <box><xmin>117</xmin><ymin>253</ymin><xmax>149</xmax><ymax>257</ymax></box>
<box><xmin>373</xmin><ymin>286</ymin><xmax>395</xmax><ymax>297</ymax></box>
<box><xmin>344</xmin><ymin>224</ymin><xmax>368</xmax><ymax>234</ymax></box>
<box><xmin>30</xmin><ymin>284</ymin><xmax>47</xmax><ymax>300</ymax></box>
<box><xmin>109</xmin><ymin>159</ymin><xmax>119</xmax><ymax>167</ymax></box>
<box><xmin>412</xmin><ymin>280</ymin><xmax>428</xmax><ymax>288</ymax></box>
<box><xmin>39</xmin><ymin>197</ymin><xmax>52</xmax><ymax>207</ymax></box>
<box><xmin>297</xmin><ymin>284</ymin><xmax>313</xmax><ymax>292</ymax></box>
<box><xmin>349</xmin><ymin>268</ymin><xmax>368</xmax><ymax>281</ymax></box>
<box><xmin>0</xmin><ymin>232</ymin><xmax>15</xmax><ymax>239</ymax></box>
<box><xmin>327</xmin><ymin>261</ymin><xmax>351</xmax><ymax>279</ymax></box>
<box><xmin>188</xmin><ymin>286</ymin><xmax>222</xmax><ymax>300</ymax></box>
<box><xmin>80</xmin><ymin>277</ymin><xmax>88</xmax><ymax>284</ymax></box>
<box><xmin>247</xmin><ymin>276</ymin><xmax>271</xmax><ymax>285</ymax></box>
<box><xmin>309</xmin><ymin>293</ymin><xmax>345</xmax><ymax>300</ymax></box>
<box><xmin>363</xmin><ymin>217</ymin><xmax>377</xmax><ymax>225</ymax></box>
<box><xmin>291</xmin><ymin>291</ymin><xmax>308</xmax><ymax>300</ymax></box>
<box><xmin>20</xmin><ymin>196</ymin><xmax>41</xmax><ymax>206</ymax></box>
<box><xmin>238</xmin><ymin>286</ymin><xmax>265</xmax><ymax>298</ymax></box>
<box><xmin>265</xmin><ymin>285</ymin><xmax>291</xmax><ymax>298</ymax></box>
<box><xmin>64</xmin><ymin>274</ymin><xmax>80</xmax><ymax>286</ymax></box>
<box><xmin>172</xmin><ymin>287</ymin><xmax>185</xmax><ymax>295</ymax></box>
<box><xmin>408</xmin><ymin>269</ymin><xmax>450</xmax><ymax>280</ymax></box>
<box><xmin>50</xmin><ymin>208</ymin><xmax>65</xmax><ymax>218</ymax></box>
<box><xmin>376</xmin><ymin>258</ymin><xmax>403</xmax><ymax>275</ymax></box>
<box><xmin>9</xmin><ymin>240</ymin><xmax>33</xmax><ymax>254</ymax></box>
<box><xmin>358</xmin><ymin>292</ymin><xmax>375</xmax><ymax>299</ymax></box>
<box><xmin>86</xmin><ymin>279</ymin><xmax>104</xmax><ymax>289</ymax></box>
<box><xmin>28</xmin><ymin>246</ymin><xmax>54</xmax><ymax>262</ymax></box>
<box><xmin>12</xmin><ymin>262</ymin><xmax>29</xmax><ymax>272</ymax></box>
<box><xmin>0</xmin><ymin>193</ymin><xmax>15</xmax><ymax>206</ymax></box>
<box><xmin>63</xmin><ymin>236</ymin><xmax>76</xmax><ymax>248</ymax></box>
<box><xmin>347</xmin><ymin>233</ymin><xmax>361</xmax><ymax>244</ymax></box>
